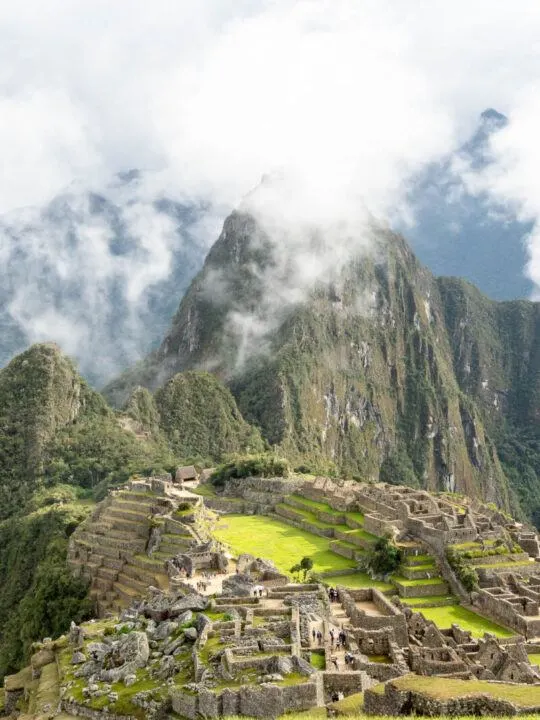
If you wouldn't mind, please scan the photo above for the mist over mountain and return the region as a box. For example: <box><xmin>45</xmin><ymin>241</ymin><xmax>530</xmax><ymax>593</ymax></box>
<box><xmin>0</xmin><ymin>108</ymin><xmax>534</xmax><ymax>390</ymax></box>
<box><xmin>404</xmin><ymin>109</ymin><xmax>533</xmax><ymax>301</ymax></box>
<box><xmin>0</xmin><ymin>170</ymin><xmax>214</xmax><ymax>385</ymax></box>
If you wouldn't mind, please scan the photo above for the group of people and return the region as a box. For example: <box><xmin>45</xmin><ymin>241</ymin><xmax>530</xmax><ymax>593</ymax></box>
<box><xmin>327</xmin><ymin>587</ymin><xmax>339</xmax><ymax>602</ymax></box>
<box><xmin>252</xmin><ymin>586</ymin><xmax>265</xmax><ymax>597</ymax></box>
<box><xmin>330</xmin><ymin>691</ymin><xmax>345</xmax><ymax>702</ymax></box>
<box><xmin>329</xmin><ymin>628</ymin><xmax>347</xmax><ymax>649</ymax></box>
<box><xmin>312</xmin><ymin>629</ymin><xmax>324</xmax><ymax>645</ymax></box>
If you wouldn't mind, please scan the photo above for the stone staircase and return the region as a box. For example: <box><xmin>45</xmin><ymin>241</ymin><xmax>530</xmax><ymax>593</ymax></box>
<box><xmin>68</xmin><ymin>487</ymin><xmax>199</xmax><ymax>616</ymax></box>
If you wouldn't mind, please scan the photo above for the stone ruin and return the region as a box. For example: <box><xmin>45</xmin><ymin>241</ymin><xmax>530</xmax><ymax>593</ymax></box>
<box><xmin>473</xmin><ymin>572</ymin><xmax>540</xmax><ymax>639</ymax></box>
<box><xmin>14</xmin><ymin>471</ymin><xmax>540</xmax><ymax>718</ymax></box>
<box><xmin>9</xmin><ymin>572</ymin><xmax>540</xmax><ymax>719</ymax></box>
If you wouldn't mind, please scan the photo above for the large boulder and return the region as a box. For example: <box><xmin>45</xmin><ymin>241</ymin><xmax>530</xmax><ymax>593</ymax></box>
<box><xmin>170</xmin><ymin>594</ymin><xmax>208</xmax><ymax>616</ymax></box>
<box><xmin>117</xmin><ymin>632</ymin><xmax>150</xmax><ymax>667</ymax></box>
<box><xmin>222</xmin><ymin>573</ymin><xmax>255</xmax><ymax>597</ymax></box>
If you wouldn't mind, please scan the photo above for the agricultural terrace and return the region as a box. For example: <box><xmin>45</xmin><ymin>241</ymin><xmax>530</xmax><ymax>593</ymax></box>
<box><xmin>213</xmin><ymin>514</ymin><xmax>356</xmax><ymax>574</ymax></box>
<box><xmin>212</xmin><ymin>512</ymin><xmax>512</xmax><ymax>638</ymax></box>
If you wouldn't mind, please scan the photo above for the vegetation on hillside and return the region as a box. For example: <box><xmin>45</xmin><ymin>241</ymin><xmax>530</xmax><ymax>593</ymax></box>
<box><xmin>362</xmin><ymin>536</ymin><xmax>402</xmax><ymax>577</ymax></box>
<box><xmin>154</xmin><ymin>371</ymin><xmax>265</xmax><ymax>461</ymax></box>
<box><xmin>446</xmin><ymin>546</ymin><xmax>479</xmax><ymax>592</ymax></box>
<box><xmin>0</xmin><ymin>495</ymin><xmax>92</xmax><ymax>678</ymax></box>
<box><xmin>211</xmin><ymin>453</ymin><xmax>290</xmax><ymax>487</ymax></box>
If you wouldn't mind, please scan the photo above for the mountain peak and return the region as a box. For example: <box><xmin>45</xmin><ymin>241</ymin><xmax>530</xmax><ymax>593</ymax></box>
<box><xmin>480</xmin><ymin>107</ymin><xmax>508</xmax><ymax>126</ymax></box>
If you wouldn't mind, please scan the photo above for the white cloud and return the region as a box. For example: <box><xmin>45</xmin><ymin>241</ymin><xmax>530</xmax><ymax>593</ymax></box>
<box><xmin>3</xmin><ymin>1</ymin><xmax>540</xmax><ymax>377</ymax></box>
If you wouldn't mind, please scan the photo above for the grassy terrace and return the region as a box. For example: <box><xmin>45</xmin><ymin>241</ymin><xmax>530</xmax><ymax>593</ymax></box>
<box><xmin>276</xmin><ymin>503</ymin><xmax>340</xmax><ymax>529</ymax></box>
<box><xmin>417</xmin><ymin>605</ymin><xmax>514</xmax><ymax>638</ymax></box>
<box><xmin>323</xmin><ymin>573</ymin><xmax>394</xmax><ymax>592</ymax></box>
<box><xmin>400</xmin><ymin>595</ymin><xmax>457</xmax><ymax>606</ymax></box>
<box><xmin>387</xmin><ymin>673</ymin><xmax>540</xmax><ymax>707</ymax></box>
<box><xmin>191</xmin><ymin>484</ymin><xmax>218</xmax><ymax>497</ymax></box>
<box><xmin>288</xmin><ymin>495</ymin><xmax>365</xmax><ymax>525</ymax></box>
<box><xmin>392</xmin><ymin>576</ymin><xmax>446</xmax><ymax>587</ymax></box>
<box><xmin>213</xmin><ymin>515</ymin><xmax>356</xmax><ymax>574</ymax></box>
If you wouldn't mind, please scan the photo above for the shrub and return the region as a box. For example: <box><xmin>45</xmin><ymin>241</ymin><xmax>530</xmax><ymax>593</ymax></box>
<box><xmin>211</xmin><ymin>454</ymin><xmax>290</xmax><ymax>487</ymax></box>
<box><xmin>363</xmin><ymin>536</ymin><xmax>402</xmax><ymax>577</ymax></box>
<box><xmin>446</xmin><ymin>547</ymin><xmax>479</xmax><ymax>592</ymax></box>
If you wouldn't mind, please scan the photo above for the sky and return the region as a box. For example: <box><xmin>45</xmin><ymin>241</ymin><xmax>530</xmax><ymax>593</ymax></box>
<box><xmin>2</xmin><ymin>0</ymin><xmax>540</xmax><ymax>380</ymax></box>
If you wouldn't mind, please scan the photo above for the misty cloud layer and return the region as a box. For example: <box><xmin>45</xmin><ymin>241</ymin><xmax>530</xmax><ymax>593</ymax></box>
<box><xmin>0</xmin><ymin>172</ymin><xmax>217</xmax><ymax>383</ymax></box>
<box><xmin>3</xmin><ymin>1</ymin><xmax>540</xmax><ymax>380</ymax></box>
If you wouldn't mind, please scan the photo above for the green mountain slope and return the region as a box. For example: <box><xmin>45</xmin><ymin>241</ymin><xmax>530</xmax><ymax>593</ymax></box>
<box><xmin>0</xmin><ymin>343</ymin><xmax>263</xmax><ymax>677</ymax></box>
<box><xmin>105</xmin><ymin>212</ymin><xmax>515</xmax><ymax>511</ymax></box>
<box><xmin>153</xmin><ymin>371</ymin><xmax>265</xmax><ymax>460</ymax></box>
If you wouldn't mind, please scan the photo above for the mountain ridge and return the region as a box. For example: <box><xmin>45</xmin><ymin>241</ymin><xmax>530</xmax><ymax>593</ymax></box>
<box><xmin>104</xmin><ymin>209</ymin><xmax>522</xmax><ymax>515</ymax></box>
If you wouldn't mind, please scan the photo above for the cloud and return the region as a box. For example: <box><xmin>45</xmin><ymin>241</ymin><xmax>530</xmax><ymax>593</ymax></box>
<box><xmin>3</xmin><ymin>1</ymin><xmax>540</xmax><ymax>378</ymax></box>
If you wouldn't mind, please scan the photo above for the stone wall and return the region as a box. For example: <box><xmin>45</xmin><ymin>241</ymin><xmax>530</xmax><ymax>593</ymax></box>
<box><xmin>338</xmin><ymin>588</ymin><xmax>408</xmax><ymax>646</ymax></box>
<box><xmin>363</xmin><ymin>514</ymin><xmax>403</xmax><ymax>538</ymax></box>
<box><xmin>170</xmin><ymin>680</ymin><xmax>318</xmax><ymax>719</ymax></box>
<box><xmin>364</xmin><ymin>678</ymin><xmax>540</xmax><ymax>717</ymax></box>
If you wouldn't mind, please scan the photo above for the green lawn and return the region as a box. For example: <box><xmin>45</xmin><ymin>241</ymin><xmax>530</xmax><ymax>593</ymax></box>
<box><xmin>323</xmin><ymin>573</ymin><xmax>394</xmax><ymax>592</ymax></box>
<box><xmin>288</xmin><ymin>496</ymin><xmax>365</xmax><ymax>526</ymax></box>
<box><xmin>276</xmin><ymin>503</ymin><xmax>340</xmax><ymax>529</ymax></box>
<box><xmin>393</xmin><ymin>576</ymin><xmax>445</xmax><ymax>587</ymax></box>
<box><xmin>290</xmin><ymin>494</ymin><xmax>332</xmax><ymax>512</ymax></box>
<box><xmin>389</xmin><ymin>673</ymin><xmax>540</xmax><ymax>707</ymax></box>
<box><xmin>213</xmin><ymin>515</ymin><xmax>356</xmax><ymax>574</ymax></box>
<box><xmin>418</xmin><ymin>604</ymin><xmax>514</xmax><ymax>638</ymax></box>
<box><xmin>191</xmin><ymin>484</ymin><xmax>217</xmax><ymax>497</ymax></box>
<box><xmin>400</xmin><ymin>595</ymin><xmax>457</xmax><ymax>607</ymax></box>
<box><xmin>528</xmin><ymin>653</ymin><xmax>540</xmax><ymax>666</ymax></box>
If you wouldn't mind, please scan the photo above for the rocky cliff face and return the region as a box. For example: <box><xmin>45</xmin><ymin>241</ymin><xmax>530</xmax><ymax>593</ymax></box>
<box><xmin>105</xmin><ymin>211</ymin><xmax>517</xmax><ymax>511</ymax></box>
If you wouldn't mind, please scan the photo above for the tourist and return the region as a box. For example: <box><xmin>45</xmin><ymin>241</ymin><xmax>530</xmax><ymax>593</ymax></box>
<box><xmin>331</xmin><ymin>691</ymin><xmax>339</xmax><ymax>703</ymax></box>
<box><xmin>337</xmin><ymin>691</ymin><xmax>344</xmax><ymax>701</ymax></box>
<box><xmin>331</xmin><ymin>657</ymin><xmax>339</xmax><ymax>670</ymax></box>
<box><xmin>312</xmin><ymin>629</ymin><xmax>316</xmax><ymax>642</ymax></box>
<box><xmin>329</xmin><ymin>629</ymin><xmax>335</xmax><ymax>647</ymax></box>
<box><xmin>317</xmin><ymin>631</ymin><xmax>322</xmax><ymax>645</ymax></box>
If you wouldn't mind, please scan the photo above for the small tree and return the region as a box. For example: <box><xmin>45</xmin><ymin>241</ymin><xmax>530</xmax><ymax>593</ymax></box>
<box><xmin>290</xmin><ymin>563</ymin><xmax>302</xmax><ymax>580</ymax></box>
<box><xmin>300</xmin><ymin>556</ymin><xmax>314</xmax><ymax>580</ymax></box>
<box><xmin>365</xmin><ymin>536</ymin><xmax>402</xmax><ymax>577</ymax></box>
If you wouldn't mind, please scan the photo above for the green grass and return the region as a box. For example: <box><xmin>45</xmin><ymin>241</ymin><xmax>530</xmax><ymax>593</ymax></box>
<box><xmin>309</xmin><ymin>651</ymin><xmax>326</xmax><ymax>670</ymax></box>
<box><xmin>213</xmin><ymin>515</ymin><xmax>356</xmax><ymax>574</ymax></box>
<box><xmin>191</xmin><ymin>484</ymin><xmax>217</xmax><ymax>497</ymax></box>
<box><xmin>527</xmin><ymin>653</ymin><xmax>540</xmax><ymax>666</ymax></box>
<box><xmin>322</xmin><ymin>573</ymin><xmax>394</xmax><ymax>592</ymax></box>
<box><xmin>276</xmin><ymin>504</ymin><xmax>340</xmax><ymax>529</ymax></box>
<box><xmin>393</xmin><ymin>576</ymin><xmax>445</xmax><ymax>587</ymax></box>
<box><xmin>402</xmin><ymin>553</ymin><xmax>433</xmax><ymax>565</ymax></box>
<box><xmin>340</xmin><ymin>528</ymin><xmax>378</xmax><ymax>543</ymax></box>
<box><xmin>471</xmin><ymin>559</ymin><xmax>533</xmax><ymax>569</ymax></box>
<box><xmin>418</xmin><ymin>605</ymin><xmax>514</xmax><ymax>638</ymax></box>
<box><xmin>389</xmin><ymin>673</ymin><xmax>540</xmax><ymax>707</ymax></box>
<box><xmin>288</xmin><ymin>495</ymin><xmax>365</xmax><ymax>526</ymax></box>
<box><xmin>404</xmin><ymin>563</ymin><xmax>436</xmax><ymax>572</ymax></box>
<box><xmin>400</xmin><ymin>595</ymin><xmax>457</xmax><ymax>606</ymax></box>
<box><xmin>328</xmin><ymin>691</ymin><xmax>364</xmax><ymax>716</ymax></box>
<box><xmin>367</xmin><ymin>655</ymin><xmax>391</xmax><ymax>664</ymax></box>
<box><xmin>344</xmin><ymin>511</ymin><xmax>365</xmax><ymax>525</ymax></box>
<box><xmin>289</xmin><ymin>495</ymin><xmax>333</xmax><ymax>512</ymax></box>
<box><xmin>450</xmin><ymin>540</ymin><xmax>497</xmax><ymax>550</ymax></box>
